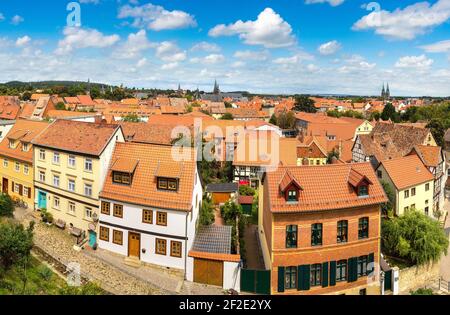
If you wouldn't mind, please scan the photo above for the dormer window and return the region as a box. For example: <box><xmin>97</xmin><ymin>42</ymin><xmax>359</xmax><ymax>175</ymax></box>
<box><xmin>157</xmin><ymin>177</ymin><xmax>178</xmax><ymax>191</ymax></box>
<box><xmin>8</xmin><ymin>140</ymin><xmax>15</xmax><ymax>148</ymax></box>
<box><xmin>358</xmin><ymin>185</ymin><xmax>369</xmax><ymax>197</ymax></box>
<box><xmin>113</xmin><ymin>171</ymin><xmax>131</xmax><ymax>185</ymax></box>
<box><xmin>22</xmin><ymin>143</ymin><xmax>29</xmax><ymax>152</ymax></box>
<box><xmin>287</xmin><ymin>189</ymin><xmax>298</xmax><ymax>202</ymax></box>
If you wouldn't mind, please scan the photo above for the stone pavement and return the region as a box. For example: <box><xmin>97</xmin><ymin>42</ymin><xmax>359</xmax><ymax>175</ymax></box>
<box><xmin>18</xmin><ymin>210</ymin><xmax>225</xmax><ymax>295</ymax></box>
<box><xmin>440</xmin><ymin>201</ymin><xmax>450</xmax><ymax>282</ymax></box>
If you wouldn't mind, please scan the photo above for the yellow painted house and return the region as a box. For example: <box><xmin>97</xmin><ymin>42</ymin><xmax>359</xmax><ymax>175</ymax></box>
<box><xmin>0</xmin><ymin>119</ymin><xmax>49</xmax><ymax>207</ymax></box>
<box><xmin>375</xmin><ymin>155</ymin><xmax>435</xmax><ymax>218</ymax></box>
<box><xmin>31</xmin><ymin>120</ymin><xmax>124</xmax><ymax>243</ymax></box>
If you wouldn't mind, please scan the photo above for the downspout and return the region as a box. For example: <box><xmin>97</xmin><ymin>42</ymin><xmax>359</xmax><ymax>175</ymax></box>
<box><xmin>184</xmin><ymin>210</ymin><xmax>189</xmax><ymax>281</ymax></box>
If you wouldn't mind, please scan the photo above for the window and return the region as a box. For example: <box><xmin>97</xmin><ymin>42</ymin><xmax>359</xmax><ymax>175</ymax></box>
<box><xmin>14</xmin><ymin>162</ymin><xmax>20</xmax><ymax>172</ymax></box>
<box><xmin>68</xmin><ymin>179</ymin><xmax>75</xmax><ymax>192</ymax></box>
<box><xmin>377</xmin><ymin>170</ymin><xmax>382</xmax><ymax>178</ymax></box>
<box><xmin>84</xmin><ymin>158</ymin><xmax>93</xmax><ymax>172</ymax></box>
<box><xmin>357</xmin><ymin>255</ymin><xmax>368</xmax><ymax>277</ymax></box>
<box><xmin>404</xmin><ymin>190</ymin><xmax>409</xmax><ymax>198</ymax></box>
<box><xmin>285</xmin><ymin>266</ymin><xmax>297</xmax><ymax>289</ymax></box>
<box><xmin>68</xmin><ymin>202</ymin><xmax>76</xmax><ymax>215</ymax></box>
<box><xmin>53</xmin><ymin>196</ymin><xmax>60</xmax><ymax>209</ymax></box>
<box><xmin>23</xmin><ymin>164</ymin><xmax>29</xmax><ymax>175</ymax></box>
<box><xmin>157</xmin><ymin>178</ymin><xmax>178</xmax><ymax>191</ymax></box>
<box><xmin>22</xmin><ymin>143</ymin><xmax>29</xmax><ymax>152</ymax></box>
<box><xmin>310</xmin><ymin>264</ymin><xmax>322</xmax><ymax>287</ymax></box>
<box><xmin>404</xmin><ymin>206</ymin><xmax>409</xmax><ymax>213</ymax></box>
<box><xmin>112</xmin><ymin>172</ymin><xmax>131</xmax><ymax>185</ymax></box>
<box><xmin>113</xmin><ymin>230</ymin><xmax>123</xmax><ymax>245</ymax></box>
<box><xmin>23</xmin><ymin>187</ymin><xmax>29</xmax><ymax>198</ymax></box>
<box><xmin>101</xmin><ymin>201</ymin><xmax>110</xmax><ymax>215</ymax></box>
<box><xmin>425</xmin><ymin>183</ymin><xmax>430</xmax><ymax>191</ymax></box>
<box><xmin>411</xmin><ymin>187</ymin><xmax>416</xmax><ymax>196</ymax></box>
<box><xmin>3</xmin><ymin>159</ymin><xmax>7</xmax><ymax>167</ymax></box>
<box><xmin>358</xmin><ymin>185</ymin><xmax>368</xmax><ymax>197</ymax></box>
<box><xmin>286</xmin><ymin>225</ymin><xmax>298</xmax><ymax>248</ymax></box>
<box><xmin>85</xmin><ymin>207</ymin><xmax>93</xmax><ymax>219</ymax></box>
<box><xmin>311</xmin><ymin>223</ymin><xmax>322</xmax><ymax>246</ymax></box>
<box><xmin>358</xmin><ymin>217</ymin><xmax>369</xmax><ymax>239</ymax></box>
<box><xmin>14</xmin><ymin>183</ymin><xmax>20</xmax><ymax>194</ymax></box>
<box><xmin>157</xmin><ymin>211</ymin><xmax>167</xmax><ymax>226</ymax></box>
<box><xmin>287</xmin><ymin>190</ymin><xmax>298</xmax><ymax>202</ymax></box>
<box><xmin>142</xmin><ymin>209</ymin><xmax>153</xmax><ymax>224</ymax></box>
<box><xmin>170</xmin><ymin>241</ymin><xmax>182</xmax><ymax>258</ymax></box>
<box><xmin>359</xmin><ymin>288</ymin><xmax>367</xmax><ymax>295</ymax></box>
<box><xmin>155</xmin><ymin>238</ymin><xmax>167</xmax><ymax>255</ymax></box>
<box><xmin>39</xmin><ymin>170</ymin><xmax>45</xmax><ymax>182</ymax></box>
<box><xmin>68</xmin><ymin>155</ymin><xmax>76</xmax><ymax>168</ymax></box>
<box><xmin>39</xmin><ymin>149</ymin><xmax>45</xmax><ymax>160</ymax></box>
<box><xmin>337</xmin><ymin>220</ymin><xmax>348</xmax><ymax>243</ymax></box>
<box><xmin>8</xmin><ymin>140</ymin><xmax>14</xmax><ymax>148</ymax></box>
<box><xmin>113</xmin><ymin>204</ymin><xmax>123</xmax><ymax>218</ymax></box>
<box><xmin>53</xmin><ymin>174</ymin><xmax>60</xmax><ymax>187</ymax></box>
<box><xmin>336</xmin><ymin>260</ymin><xmax>347</xmax><ymax>282</ymax></box>
<box><xmin>84</xmin><ymin>183</ymin><xmax>92</xmax><ymax>197</ymax></box>
<box><xmin>425</xmin><ymin>207</ymin><xmax>429</xmax><ymax>216</ymax></box>
<box><xmin>53</xmin><ymin>152</ymin><xmax>60</xmax><ymax>164</ymax></box>
<box><xmin>411</xmin><ymin>204</ymin><xmax>416</xmax><ymax>210</ymax></box>
<box><xmin>100</xmin><ymin>226</ymin><xmax>109</xmax><ymax>241</ymax></box>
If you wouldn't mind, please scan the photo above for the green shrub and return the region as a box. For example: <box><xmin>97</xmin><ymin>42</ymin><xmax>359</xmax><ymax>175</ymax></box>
<box><xmin>0</xmin><ymin>194</ymin><xmax>14</xmax><ymax>217</ymax></box>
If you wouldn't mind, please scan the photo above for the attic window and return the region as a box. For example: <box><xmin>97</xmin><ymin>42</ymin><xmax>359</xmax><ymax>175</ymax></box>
<box><xmin>287</xmin><ymin>189</ymin><xmax>298</xmax><ymax>202</ymax></box>
<box><xmin>8</xmin><ymin>140</ymin><xmax>14</xmax><ymax>148</ymax></box>
<box><xmin>157</xmin><ymin>177</ymin><xmax>178</xmax><ymax>191</ymax></box>
<box><xmin>358</xmin><ymin>185</ymin><xmax>369</xmax><ymax>197</ymax></box>
<box><xmin>113</xmin><ymin>171</ymin><xmax>132</xmax><ymax>185</ymax></box>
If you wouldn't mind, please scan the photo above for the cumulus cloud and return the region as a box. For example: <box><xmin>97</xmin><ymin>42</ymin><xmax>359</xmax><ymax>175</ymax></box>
<box><xmin>191</xmin><ymin>41</ymin><xmax>221</xmax><ymax>52</ymax></box>
<box><xmin>191</xmin><ymin>54</ymin><xmax>225</xmax><ymax>64</ymax></box>
<box><xmin>352</xmin><ymin>0</ymin><xmax>450</xmax><ymax>40</ymax></box>
<box><xmin>136</xmin><ymin>57</ymin><xmax>147</xmax><ymax>67</ymax></box>
<box><xmin>208</xmin><ymin>8</ymin><xmax>296</xmax><ymax>48</ymax></box>
<box><xmin>305</xmin><ymin>0</ymin><xmax>344</xmax><ymax>6</ymax></box>
<box><xmin>55</xmin><ymin>27</ymin><xmax>120</xmax><ymax>55</ymax></box>
<box><xmin>15</xmin><ymin>35</ymin><xmax>31</xmax><ymax>47</ymax></box>
<box><xmin>338</xmin><ymin>55</ymin><xmax>376</xmax><ymax>73</ymax></box>
<box><xmin>161</xmin><ymin>62</ymin><xmax>179</xmax><ymax>70</ymax></box>
<box><xmin>118</xmin><ymin>3</ymin><xmax>197</xmax><ymax>31</ymax></box>
<box><xmin>420</xmin><ymin>40</ymin><xmax>450</xmax><ymax>53</ymax></box>
<box><xmin>113</xmin><ymin>29</ymin><xmax>154</xmax><ymax>59</ymax></box>
<box><xmin>318</xmin><ymin>40</ymin><xmax>341</xmax><ymax>55</ymax></box>
<box><xmin>11</xmin><ymin>15</ymin><xmax>24</xmax><ymax>25</ymax></box>
<box><xmin>155</xmin><ymin>41</ymin><xmax>186</xmax><ymax>62</ymax></box>
<box><xmin>233</xmin><ymin>50</ymin><xmax>269</xmax><ymax>61</ymax></box>
<box><xmin>395</xmin><ymin>55</ymin><xmax>434</xmax><ymax>69</ymax></box>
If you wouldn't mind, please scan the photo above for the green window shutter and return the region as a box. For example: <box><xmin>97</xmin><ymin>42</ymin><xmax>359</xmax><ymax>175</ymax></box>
<box><xmin>322</xmin><ymin>262</ymin><xmax>329</xmax><ymax>288</ymax></box>
<box><xmin>329</xmin><ymin>261</ymin><xmax>336</xmax><ymax>286</ymax></box>
<box><xmin>348</xmin><ymin>257</ymin><xmax>357</xmax><ymax>282</ymax></box>
<box><xmin>278</xmin><ymin>267</ymin><xmax>285</xmax><ymax>293</ymax></box>
<box><xmin>303</xmin><ymin>264</ymin><xmax>311</xmax><ymax>291</ymax></box>
<box><xmin>297</xmin><ymin>266</ymin><xmax>303</xmax><ymax>291</ymax></box>
<box><xmin>368</xmin><ymin>253</ymin><xmax>375</xmax><ymax>275</ymax></box>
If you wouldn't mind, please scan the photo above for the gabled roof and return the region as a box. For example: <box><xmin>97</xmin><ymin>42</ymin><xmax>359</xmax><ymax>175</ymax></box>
<box><xmin>100</xmin><ymin>142</ymin><xmax>197</xmax><ymax>211</ymax></box>
<box><xmin>110</xmin><ymin>157</ymin><xmax>139</xmax><ymax>173</ymax></box>
<box><xmin>348</xmin><ymin>167</ymin><xmax>373</xmax><ymax>188</ymax></box>
<box><xmin>266</xmin><ymin>163</ymin><xmax>386</xmax><ymax>213</ymax></box>
<box><xmin>408</xmin><ymin>145</ymin><xmax>442</xmax><ymax>168</ymax></box>
<box><xmin>279</xmin><ymin>169</ymin><xmax>302</xmax><ymax>192</ymax></box>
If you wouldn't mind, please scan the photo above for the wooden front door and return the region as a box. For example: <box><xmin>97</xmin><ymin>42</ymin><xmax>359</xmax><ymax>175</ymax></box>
<box><xmin>2</xmin><ymin>178</ymin><xmax>8</xmax><ymax>194</ymax></box>
<box><xmin>128</xmin><ymin>232</ymin><xmax>140</xmax><ymax>258</ymax></box>
<box><xmin>194</xmin><ymin>258</ymin><xmax>223</xmax><ymax>287</ymax></box>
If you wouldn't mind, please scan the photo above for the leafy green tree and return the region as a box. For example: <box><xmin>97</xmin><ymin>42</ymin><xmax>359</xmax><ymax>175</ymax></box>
<box><xmin>275</xmin><ymin>111</ymin><xmax>296</xmax><ymax>129</ymax></box>
<box><xmin>55</xmin><ymin>102</ymin><xmax>66</xmax><ymax>110</ymax></box>
<box><xmin>239</xmin><ymin>185</ymin><xmax>255</xmax><ymax>196</ymax></box>
<box><xmin>220</xmin><ymin>201</ymin><xmax>245</xmax><ymax>255</ymax></box>
<box><xmin>269</xmin><ymin>114</ymin><xmax>277</xmax><ymax>125</ymax></box>
<box><xmin>220</xmin><ymin>113</ymin><xmax>234</xmax><ymax>120</ymax></box>
<box><xmin>0</xmin><ymin>221</ymin><xmax>34</xmax><ymax>274</ymax></box>
<box><xmin>294</xmin><ymin>95</ymin><xmax>317</xmax><ymax>113</ymax></box>
<box><xmin>426</xmin><ymin>118</ymin><xmax>445</xmax><ymax>147</ymax></box>
<box><xmin>381</xmin><ymin>103</ymin><xmax>400</xmax><ymax>122</ymax></box>
<box><xmin>199</xmin><ymin>195</ymin><xmax>215</xmax><ymax>226</ymax></box>
<box><xmin>121</xmin><ymin>113</ymin><xmax>141</xmax><ymax>122</ymax></box>
<box><xmin>382</xmin><ymin>211</ymin><xmax>448</xmax><ymax>265</ymax></box>
<box><xmin>326</xmin><ymin>149</ymin><xmax>340</xmax><ymax>164</ymax></box>
<box><xmin>21</xmin><ymin>91</ymin><xmax>32</xmax><ymax>101</ymax></box>
<box><xmin>0</xmin><ymin>193</ymin><xmax>14</xmax><ymax>217</ymax></box>
<box><xmin>380</xmin><ymin>180</ymin><xmax>395</xmax><ymax>216</ymax></box>
<box><xmin>224</xmin><ymin>101</ymin><xmax>232</xmax><ymax>108</ymax></box>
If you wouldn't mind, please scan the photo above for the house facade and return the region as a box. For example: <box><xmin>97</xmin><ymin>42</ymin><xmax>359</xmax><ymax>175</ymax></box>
<box><xmin>98</xmin><ymin>143</ymin><xmax>202</xmax><ymax>280</ymax></box>
<box><xmin>259</xmin><ymin>163</ymin><xmax>387</xmax><ymax>295</ymax></box>
<box><xmin>0</xmin><ymin>120</ymin><xmax>49</xmax><ymax>207</ymax></box>
<box><xmin>375</xmin><ymin>155</ymin><xmax>434</xmax><ymax>218</ymax></box>
<box><xmin>32</xmin><ymin>120</ymin><xmax>124</xmax><ymax>242</ymax></box>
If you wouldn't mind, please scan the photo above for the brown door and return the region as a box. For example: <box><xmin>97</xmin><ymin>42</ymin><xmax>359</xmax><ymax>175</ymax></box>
<box><xmin>128</xmin><ymin>232</ymin><xmax>140</xmax><ymax>258</ymax></box>
<box><xmin>194</xmin><ymin>258</ymin><xmax>223</xmax><ymax>287</ymax></box>
<box><xmin>212</xmin><ymin>192</ymin><xmax>230</xmax><ymax>204</ymax></box>
<box><xmin>2</xmin><ymin>178</ymin><xmax>8</xmax><ymax>194</ymax></box>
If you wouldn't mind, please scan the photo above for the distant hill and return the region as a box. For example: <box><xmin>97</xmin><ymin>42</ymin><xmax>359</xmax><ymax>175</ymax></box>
<box><xmin>1</xmin><ymin>80</ymin><xmax>111</xmax><ymax>89</ymax></box>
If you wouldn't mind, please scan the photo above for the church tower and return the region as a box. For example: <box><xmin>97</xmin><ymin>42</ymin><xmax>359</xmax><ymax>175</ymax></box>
<box><xmin>381</xmin><ymin>83</ymin><xmax>386</xmax><ymax>99</ymax></box>
<box><xmin>386</xmin><ymin>82</ymin><xmax>390</xmax><ymax>99</ymax></box>
<box><xmin>213</xmin><ymin>80</ymin><xmax>220</xmax><ymax>95</ymax></box>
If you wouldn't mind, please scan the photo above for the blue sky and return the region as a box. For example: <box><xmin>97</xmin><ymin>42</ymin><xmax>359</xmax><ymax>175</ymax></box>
<box><xmin>0</xmin><ymin>0</ymin><xmax>450</xmax><ymax>96</ymax></box>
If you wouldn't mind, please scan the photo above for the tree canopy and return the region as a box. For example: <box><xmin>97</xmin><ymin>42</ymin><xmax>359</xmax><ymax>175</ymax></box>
<box><xmin>0</xmin><ymin>194</ymin><xmax>14</xmax><ymax>217</ymax></box>
<box><xmin>294</xmin><ymin>95</ymin><xmax>317</xmax><ymax>113</ymax></box>
<box><xmin>0</xmin><ymin>221</ymin><xmax>34</xmax><ymax>273</ymax></box>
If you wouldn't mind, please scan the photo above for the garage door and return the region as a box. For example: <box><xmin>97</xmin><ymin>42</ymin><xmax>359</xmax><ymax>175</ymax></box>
<box><xmin>194</xmin><ymin>258</ymin><xmax>223</xmax><ymax>287</ymax></box>
<box><xmin>212</xmin><ymin>192</ymin><xmax>230</xmax><ymax>204</ymax></box>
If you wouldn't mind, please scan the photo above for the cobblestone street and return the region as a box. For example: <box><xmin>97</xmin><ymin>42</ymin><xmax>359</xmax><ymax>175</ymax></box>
<box><xmin>19</xmin><ymin>211</ymin><xmax>225</xmax><ymax>295</ymax></box>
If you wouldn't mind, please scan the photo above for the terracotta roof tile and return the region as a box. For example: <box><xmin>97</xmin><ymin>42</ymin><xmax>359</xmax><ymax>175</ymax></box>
<box><xmin>110</xmin><ymin>157</ymin><xmax>139</xmax><ymax>173</ymax></box>
<box><xmin>409</xmin><ymin>145</ymin><xmax>441</xmax><ymax>167</ymax></box>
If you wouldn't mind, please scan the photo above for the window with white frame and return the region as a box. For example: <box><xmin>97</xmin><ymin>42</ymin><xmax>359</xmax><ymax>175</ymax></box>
<box><xmin>68</xmin><ymin>155</ymin><xmax>76</xmax><ymax>168</ymax></box>
<box><xmin>53</xmin><ymin>196</ymin><xmax>60</xmax><ymax>209</ymax></box>
<box><xmin>53</xmin><ymin>152</ymin><xmax>60</xmax><ymax>164</ymax></box>
<box><xmin>14</xmin><ymin>183</ymin><xmax>20</xmax><ymax>194</ymax></box>
<box><xmin>39</xmin><ymin>149</ymin><xmax>45</xmax><ymax>160</ymax></box>
<box><xmin>39</xmin><ymin>170</ymin><xmax>45</xmax><ymax>182</ymax></box>
<box><xmin>23</xmin><ymin>187</ymin><xmax>29</xmax><ymax>198</ymax></box>
<box><xmin>53</xmin><ymin>174</ymin><xmax>60</xmax><ymax>187</ymax></box>
<box><xmin>84</xmin><ymin>183</ymin><xmax>92</xmax><ymax>197</ymax></box>
<box><xmin>14</xmin><ymin>162</ymin><xmax>20</xmax><ymax>172</ymax></box>
<box><xmin>84</xmin><ymin>159</ymin><xmax>93</xmax><ymax>172</ymax></box>
<box><xmin>3</xmin><ymin>159</ymin><xmax>7</xmax><ymax>168</ymax></box>
<box><xmin>85</xmin><ymin>207</ymin><xmax>93</xmax><ymax>219</ymax></box>
<box><xmin>68</xmin><ymin>179</ymin><xmax>75</xmax><ymax>192</ymax></box>
<box><xmin>23</xmin><ymin>164</ymin><xmax>29</xmax><ymax>175</ymax></box>
<box><xmin>68</xmin><ymin>202</ymin><xmax>76</xmax><ymax>215</ymax></box>
<box><xmin>22</xmin><ymin>143</ymin><xmax>29</xmax><ymax>152</ymax></box>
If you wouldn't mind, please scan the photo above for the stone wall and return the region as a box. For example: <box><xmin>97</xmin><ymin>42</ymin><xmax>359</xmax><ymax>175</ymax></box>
<box><xmin>399</xmin><ymin>261</ymin><xmax>440</xmax><ymax>293</ymax></box>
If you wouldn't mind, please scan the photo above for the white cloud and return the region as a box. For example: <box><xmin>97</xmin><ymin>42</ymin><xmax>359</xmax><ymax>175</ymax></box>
<box><xmin>305</xmin><ymin>0</ymin><xmax>344</xmax><ymax>6</ymax></box>
<box><xmin>113</xmin><ymin>29</ymin><xmax>154</xmax><ymax>59</ymax></box>
<box><xmin>191</xmin><ymin>54</ymin><xmax>225</xmax><ymax>64</ymax></box>
<box><xmin>15</xmin><ymin>35</ymin><xmax>31</xmax><ymax>47</ymax></box>
<box><xmin>55</xmin><ymin>27</ymin><xmax>120</xmax><ymax>55</ymax></box>
<box><xmin>155</xmin><ymin>41</ymin><xmax>186</xmax><ymax>62</ymax></box>
<box><xmin>79</xmin><ymin>0</ymin><xmax>100</xmax><ymax>4</ymax></box>
<box><xmin>191</xmin><ymin>41</ymin><xmax>221</xmax><ymax>52</ymax></box>
<box><xmin>11</xmin><ymin>15</ymin><xmax>24</xmax><ymax>25</ymax></box>
<box><xmin>233</xmin><ymin>50</ymin><xmax>269</xmax><ymax>61</ymax></box>
<box><xmin>420</xmin><ymin>40</ymin><xmax>450</xmax><ymax>53</ymax></box>
<box><xmin>136</xmin><ymin>58</ymin><xmax>147</xmax><ymax>67</ymax></box>
<box><xmin>232</xmin><ymin>61</ymin><xmax>246</xmax><ymax>68</ymax></box>
<box><xmin>118</xmin><ymin>3</ymin><xmax>197</xmax><ymax>31</ymax></box>
<box><xmin>353</xmin><ymin>0</ymin><xmax>450</xmax><ymax>40</ymax></box>
<box><xmin>338</xmin><ymin>55</ymin><xmax>376</xmax><ymax>73</ymax></box>
<box><xmin>318</xmin><ymin>40</ymin><xmax>341</xmax><ymax>55</ymax></box>
<box><xmin>395</xmin><ymin>55</ymin><xmax>434</xmax><ymax>69</ymax></box>
<box><xmin>161</xmin><ymin>62</ymin><xmax>179</xmax><ymax>70</ymax></box>
<box><xmin>208</xmin><ymin>8</ymin><xmax>296</xmax><ymax>48</ymax></box>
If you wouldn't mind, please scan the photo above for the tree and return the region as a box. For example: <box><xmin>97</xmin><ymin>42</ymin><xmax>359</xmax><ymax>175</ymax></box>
<box><xmin>220</xmin><ymin>113</ymin><xmax>234</xmax><ymax>120</ymax></box>
<box><xmin>294</xmin><ymin>95</ymin><xmax>317</xmax><ymax>113</ymax></box>
<box><xmin>0</xmin><ymin>221</ymin><xmax>34</xmax><ymax>274</ymax></box>
<box><xmin>326</xmin><ymin>149</ymin><xmax>340</xmax><ymax>164</ymax></box>
<box><xmin>21</xmin><ymin>91</ymin><xmax>32</xmax><ymax>101</ymax></box>
<box><xmin>381</xmin><ymin>211</ymin><xmax>448</xmax><ymax>265</ymax></box>
<box><xmin>199</xmin><ymin>195</ymin><xmax>215</xmax><ymax>226</ymax></box>
<box><xmin>275</xmin><ymin>111</ymin><xmax>296</xmax><ymax>129</ymax></box>
<box><xmin>220</xmin><ymin>201</ymin><xmax>245</xmax><ymax>255</ymax></box>
<box><xmin>426</xmin><ymin>118</ymin><xmax>445</xmax><ymax>147</ymax></box>
<box><xmin>269</xmin><ymin>114</ymin><xmax>277</xmax><ymax>125</ymax></box>
<box><xmin>121</xmin><ymin>113</ymin><xmax>141</xmax><ymax>122</ymax></box>
<box><xmin>380</xmin><ymin>180</ymin><xmax>395</xmax><ymax>216</ymax></box>
<box><xmin>239</xmin><ymin>185</ymin><xmax>255</xmax><ymax>196</ymax></box>
<box><xmin>224</xmin><ymin>101</ymin><xmax>232</xmax><ymax>108</ymax></box>
<box><xmin>0</xmin><ymin>193</ymin><xmax>14</xmax><ymax>217</ymax></box>
<box><xmin>55</xmin><ymin>102</ymin><xmax>66</xmax><ymax>110</ymax></box>
<box><xmin>381</xmin><ymin>103</ymin><xmax>400</xmax><ymax>122</ymax></box>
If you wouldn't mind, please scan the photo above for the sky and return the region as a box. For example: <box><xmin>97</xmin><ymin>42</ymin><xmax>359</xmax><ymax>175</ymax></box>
<box><xmin>1</xmin><ymin>0</ymin><xmax>450</xmax><ymax>96</ymax></box>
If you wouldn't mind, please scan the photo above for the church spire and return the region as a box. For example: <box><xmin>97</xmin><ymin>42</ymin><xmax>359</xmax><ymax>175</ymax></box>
<box><xmin>381</xmin><ymin>83</ymin><xmax>385</xmax><ymax>99</ymax></box>
<box><xmin>213</xmin><ymin>79</ymin><xmax>220</xmax><ymax>94</ymax></box>
<box><xmin>386</xmin><ymin>82</ymin><xmax>390</xmax><ymax>99</ymax></box>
